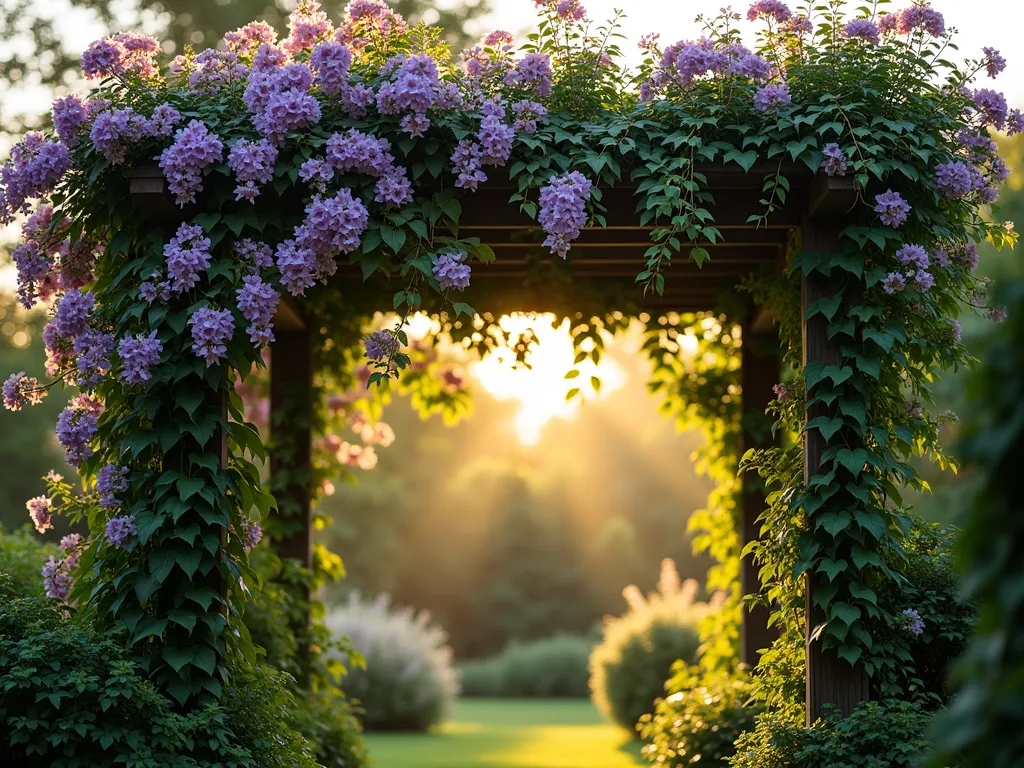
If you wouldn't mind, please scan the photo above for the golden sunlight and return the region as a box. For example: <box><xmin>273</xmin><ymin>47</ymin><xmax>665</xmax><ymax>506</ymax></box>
<box><xmin>470</xmin><ymin>313</ymin><xmax>626</xmax><ymax>446</ymax></box>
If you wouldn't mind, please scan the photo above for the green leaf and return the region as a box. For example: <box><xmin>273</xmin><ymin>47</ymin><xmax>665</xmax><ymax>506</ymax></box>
<box><xmin>177</xmin><ymin>477</ymin><xmax>205</xmax><ymax>501</ymax></box>
<box><xmin>690</xmin><ymin>246</ymin><xmax>710</xmax><ymax>267</ymax></box>
<box><xmin>836</xmin><ymin>448</ymin><xmax>869</xmax><ymax>476</ymax></box>
<box><xmin>830</xmin><ymin>602</ymin><xmax>861</xmax><ymax>626</ymax></box>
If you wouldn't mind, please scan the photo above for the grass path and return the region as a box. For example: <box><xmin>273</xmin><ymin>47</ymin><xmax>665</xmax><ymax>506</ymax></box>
<box><xmin>364</xmin><ymin>698</ymin><xmax>645</xmax><ymax>768</ymax></box>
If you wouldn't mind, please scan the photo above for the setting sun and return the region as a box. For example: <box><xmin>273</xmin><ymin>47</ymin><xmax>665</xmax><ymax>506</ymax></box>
<box><xmin>470</xmin><ymin>314</ymin><xmax>626</xmax><ymax>446</ymax></box>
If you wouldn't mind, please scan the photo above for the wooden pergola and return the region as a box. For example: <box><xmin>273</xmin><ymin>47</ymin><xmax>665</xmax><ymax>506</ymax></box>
<box><xmin>130</xmin><ymin>161</ymin><xmax>861</xmax><ymax>724</ymax></box>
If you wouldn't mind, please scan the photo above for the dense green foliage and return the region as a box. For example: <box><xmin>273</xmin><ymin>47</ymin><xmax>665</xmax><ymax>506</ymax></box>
<box><xmin>589</xmin><ymin>561</ymin><xmax>712</xmax><ymax>732</ymax></box>
<box><xmin>730</xmin><ymin>700</ymin><xmax>951</xmax><ymax>768</ymax></box>
<box><xmin>0</xmin><ymin>525</ymin><xmax>57</xmax><ymax>597</ymax></box>
<box><xmin>928</xmin><ymin>275</ymin><xmax>1024</xmax><ymax>765</ymax></box>
<box><xmin>459</xmin><ymin>633</ymin><xmax>594</xmax><ymax>698</ymax></box>
<box><xmin>325</xmin><ymin>592</ymin><xmax>459</xmax><ymax>731</ymax></box>
<box><xmin>0</xmin><ymin>587</ymin><xmax>319</xmax><ymax>768</ymax></box>
<box><xmin>875</xmin><ymin>518</ymin><xmax>974</xmax><ymax>705</ymax></box>
<box><xmin>639</xmin><ymin>664</ymin><xmax>761</xmax><ymax>768</ymax></box>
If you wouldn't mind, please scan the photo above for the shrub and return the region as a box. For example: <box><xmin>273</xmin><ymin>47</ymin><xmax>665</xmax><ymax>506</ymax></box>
<box><xmin>459</xmin><ymin>633</ymin><xmax>594</xmax><ymax>697</ymax></box>
<box><xmin>590</xmin><ymin>559</ymin><xmax>715</xmax><ymax>732</ymax></box>
<box><xmin>0</xmin><ymin>589</ymin><xmax>318</xmax><ymax>768</ymax></box>
<box><xmin>245</xmin><ymin>549</ymin><xmax>368</xmax><ymax>768</ymax></box>
<box><xmin>0</xmin><ymin>524</ymin><xmax>57</xmax><ymax>598</ymax></box>
<box><xmin>876</xmin><ymin>518</ymin><xmax>975</xmax><ymax>705</ymax></box>
<box><xmin>729</xmin><ymin>700</ymin><xmax>957</xmax><ymax>768</ymax></box>
<box><xmin>325</xmin><ymin>592</ymin><xmax>459</xmax><ymax>731</ymax></box>
<box><xmin>639</xmin><ymin>663</ymin><xmax>762</xmax><ymax>767</ymax></box>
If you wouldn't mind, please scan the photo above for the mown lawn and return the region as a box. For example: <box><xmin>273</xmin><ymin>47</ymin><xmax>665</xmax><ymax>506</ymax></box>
<box><xmin>364</xmin><ymin>698</ymin><xmax>645</xmax><ymax>768</ymax></box>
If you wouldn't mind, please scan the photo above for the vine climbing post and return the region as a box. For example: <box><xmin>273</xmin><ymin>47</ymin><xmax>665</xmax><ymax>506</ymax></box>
<box><xmin>801</xmin><ymin>191</ymin><xmax>870</xmax><ymax>724</ymax></box>
<box><xmin>270</xmin><ymin>302</ymin><xmax>314</xmax><ymax>685</ymax></box>
<box><xmin>739</xmin><ymin>311</ymin><xmax>778</xmax><ymax>667</ymax></box>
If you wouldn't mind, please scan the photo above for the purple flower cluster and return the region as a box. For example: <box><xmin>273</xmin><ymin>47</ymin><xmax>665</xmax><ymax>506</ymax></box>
<box><xmin>341</xmin><ymin>83</ymin><xmax>376</xmax><ymax>118</ymax></box>
<box><xmin>224</xmin><ymin>21</ymin><xmax>278</xmax><ymax>56</ymax></box>
<box><xmin>42</xmin><ymin>556</ymin><xmax>74</xmax><ymax>601</ymax></box>
<box><xmin>188</xmin><ymin>49</ymin><xmax>249</xmax><ymax>93</ymax></box>
<box><xmin>512</xmin><ymin>100</ymin><xmax>547</xmax><ymax>134</ymax></box>
<box><xmin>228</xmin><ymin>138</ymin><xmax>278</xmax><ymax>202</ymax></box>
<box><xmin>746</xmin><ymin>0</ymin><xmax>792</xmax><ymax>23</ymax></box>
<box><xmin>148</xmin><ymin>103</ymin><xmax>182</xmax><ymax>137</ymax></box>
<box><xmin>52</xmin><ymin>94</ymin><xmax>88</xmax><ymax>146</ymax></box>
<box><xmin>896</xmin><ymin>244</ymin><xmax>930</xmax><ymax>270</ymax></box>
<box><xmin>364</xmin><ymin>330</ymin><xmax>399</xmax><ymax>362</ymax></box>
<box><xmin>277</xmin><ymin>189</ymin><xmax>370</xmax><ymax>294</ymax></box>
<box><xmin>882</xmin><ymin>272</ymin><xmax>906</xmax><ymax>294</ymax></box>
<box><xmin>164</xmin><ymin>223</ymin><xmax>213</xmax><ymax>294</ymax></box>
<box><xmin>753</xmin><ymin>83</ymin><xmax>791</xmax><ymax>112</ymax></box>
<box><xmin>843</xmin><ymin>19</ymin><xmax>880</xmax><ymax>45</ymax></box>
<box><xmin>503</xmin><ymin>53</ymin><xmax>554</xmax><ymax>97</ymax></box>
<box><xmin>377</xmin><ymin>54</ymin><xmax>441</xmax><ymax>135</ymax></box>
<box><xmin>821</xmin><ymin>143</ymin><xmax>848</xmax><ymax>176</ymax></box>
<box><xmin>285</xmin><ymin>0</ymin><xmax>333</xmax><ymax>53</ymax></box>
<box><xmin>81</xmin><ymin>33</ymin><xmax>159</xmax><ymax>80</ymax></box>
<box><xmin>27</xmin><ymin>495</ymin><xmax>52</xmax><ymax>533</ymax></box>
<box><xmin>873</xmin><ymin>190</ymin><xmax>911</xmax><ymax>228</ymax></box>
<box><xmin>971</xmin><ymin>88</ymin><xmax>1008</xmax><ymax>131</ymax></box>
<box><xmin>325</xmin><ymin>129</ymin><xmax>396</xmax><ymax>177</ymax></box>
<box><xmin>433</xmin><ymin>251</ymin><xmax>471</xmax><ymax>291</ymax></box>
<box><xmin>139</xmin><ymin>270</ymin><xmax>172</xmax><ymax>304</ymax></box>
<box><xmin>188</xmin><ymin>307</ymin><xmax>235</xmax><ymax>366</ymax></box>
<box><xmin>538</xmin><ymin>171</ymin><xmax>593</xmax><ymax>259</ymax></box>
<box><xmin>374</xmin><ymin>168</ymin><xmax>413</xmax><ymax>207</ymax></box>
<box><xmin>118</xmin><ymin>330</ymin><xmax>163</xmax><ymax>384</ymax></box>
<box><xmin>478</xmin><ymin>100</ymin><xmax>516</xmax><ymax>166</ymax></box>
<box><xmin>96</xmin><ymin>464</ymin><xmax>130</xmax><ymax>509</ymax></box>
<box><xmin>935</xmin><ymin>160</ymin><xmax>983</xmax><ymax>198</ymax></box>
<box><xmin>105</xmin><ymin>515</ymin><xmax>137</xmax><ymax>549</ymax></box>
<box><xmin>241</xmin><ymin>518</ymin><xmax>262</xmax><ymax>553</ymax></box>
<box><xmin>953</xmin><ymin>242</ymin><xmax>980</xmax><ymax>271</ymax></box>
<box><xmin>235</xmin><ymin>239</ymin><xmax>275</xmax><ymax>270</ymax></box>
<box><xmin>555</xmin><ymin>0</ymin><xmax>586</xmax><ymax>21</ymax></box>
<box><xmin>159</xmin><ymin>120</ymin><xmax>224</xmax><ymax>205</ymax></box>
<box><xmin>43</xmin><ymin>321</ymin><xmax>74</xmax><ymax>377</ymax></box>
<box><xmin>3</xmin><ymin>371</ymin><xmax>45</xmax><ymax>411</ymax></box>
<box><xmin>73</xmin><ymin>329</ymin><xmax>115</xmax><ymax>389</ymax></box>
<box><xmin>894</xmin><ymin>5</ymin><xmax>945</xmax><ymax>37</ymax></box>
<box><xmin>55</xmin><ymin>288</ymin><xmax>95</xmax><ymax>337</ymax></box>
<box><xmin>237</xmin><ymin>274</ymin><xmax>280</xmax><ymax>345</ymax></box>
<box><xmin>246</xmin><ymin>65</ymin><xmax>322</xmax><ymax>144</ymax></box>
<box><xmin>310</xmin><ymin>40</ymin><xmax>352</xmax><ymax>96</ymax></box>
<box><xmin>901</xmin><ymin>608</ymin><xmax>925</xmax><ymax>637</ymax></box>
<box><xmin>90</xmin><ymin>106</ymin><xmax>150</xmax><ymax>164</ymax></box>
<box><xmin>661</xmin><ymin>39</ymin><xmax>725</xmax><ymax>85</ymax></box>
<box><xmin>451</xmin><ymin>140</ymin><xmax>487</xmax><ymax>191</ymax></box>
<box><xmin>983</xmin><ymin>47</ymin><xmax>1006</xmax><ymax>79</ymax></box>
<box><xmin>0</xmin><ymin>134</ymin><xmax>72</xmax><ymax>223</ymax></box>
<box><xmin>56</xmin><ymin>405</ymin><xmax>98</xmax><ymax>466</ymax></box>
<box><xmin>773</xmin><ymin>383</ymin><xmax>789</xmax><ymax>402</ymax></box>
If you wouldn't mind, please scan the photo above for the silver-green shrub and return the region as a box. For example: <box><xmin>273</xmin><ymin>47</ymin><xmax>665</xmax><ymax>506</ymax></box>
<box><xmin>325</xmin><ymin>592</ymin><xmax>458</xmax><ymax>731</ymax></box>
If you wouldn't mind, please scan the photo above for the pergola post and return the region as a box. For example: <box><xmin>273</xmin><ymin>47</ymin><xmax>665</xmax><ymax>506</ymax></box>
<box><xmin>802</xmin><ymin>179</ymin><xmax>870</xmax><ymax>723</ymax></box>
<box><xmin>739</xmin><ymin>309</ymin><xmax>779</xmax><ymax>666</ymax></box>
<box><xmin>270</xmin><ymin>300</ymin><xmax>314</xmax><ymax>685</ymax></box>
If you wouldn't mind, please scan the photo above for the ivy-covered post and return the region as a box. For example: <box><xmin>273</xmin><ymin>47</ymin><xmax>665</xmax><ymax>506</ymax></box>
<box><xmin>740</xmin><ymin>310</ymin><xmax>778</xmax><ymax>666</ymax></box>
<box><xmin>801</xmin><ymin>177</ymin><xmax>870</xmax><ymax>723</ymax></box>
<box><xmin>269</xmin><ymin>300</ymin><xmax>314</xmax><ymax>684</ymax></box>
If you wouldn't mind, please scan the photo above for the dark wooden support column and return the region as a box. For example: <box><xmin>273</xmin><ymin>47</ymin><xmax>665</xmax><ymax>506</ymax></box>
<box><xmin>802</xmin><ymin>175</ymin><xmax>869</xmax><ymax>724</ymax></box>
<box><xmin>270</xmin><ymin>299</ymin><xmax>313</xmax><ymax>685</ymax></box>
<box><xmin>739</xmin><ymin>315</ymin><xmax>779</xmax><ymax>667</ymax></box>
<box><xmin>270</xmin><ymin>299</ymin><xmax>313</xmax><ymax>568</ymax></box>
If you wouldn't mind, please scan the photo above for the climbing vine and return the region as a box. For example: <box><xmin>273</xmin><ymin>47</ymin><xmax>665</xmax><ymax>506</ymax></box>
<box><xmin>0</xmin><ymin>0</ymin><xmax>1015</xmax><ymax>733</ymax></box>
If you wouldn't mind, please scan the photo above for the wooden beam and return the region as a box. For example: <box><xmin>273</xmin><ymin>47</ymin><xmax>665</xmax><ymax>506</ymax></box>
<box><xmin>740</xmin><ymin>320</ymin><xmax>780</xmax><ymax>667</ymax></box>
<box><xmin>802</xmin><ymin>217</ymin><xmax>870</xmax><ymax>724</ymax></box>
<box><xmin>270</xmin><ymin>325</ymin><xmax>314</xmax><ymax>686</ymax></box>
<box><xmin>807</xmin><ymin>174</ymin><xmax>857</xmax><ymax>219</ymax></box>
